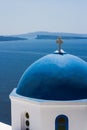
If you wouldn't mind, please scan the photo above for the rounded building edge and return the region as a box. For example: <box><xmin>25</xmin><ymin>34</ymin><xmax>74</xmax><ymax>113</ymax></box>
<box><xmin>9</xmin><ymin>88</ymin><xmax>87</xmax><ymax>106</ymax></box>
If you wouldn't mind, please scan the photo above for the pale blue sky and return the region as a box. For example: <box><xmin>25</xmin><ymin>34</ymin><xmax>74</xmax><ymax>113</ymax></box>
<box><xmin>0</xmin><ymin>0</ymin><xmax>87</xmax><ymax>35</ymax></box>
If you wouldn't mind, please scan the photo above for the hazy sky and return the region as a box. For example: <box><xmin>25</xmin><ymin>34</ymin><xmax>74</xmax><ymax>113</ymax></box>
<box><xmin>0</xmin><ymin>0</ymin><xmax>87</xmax><ymax>35</ymax></box>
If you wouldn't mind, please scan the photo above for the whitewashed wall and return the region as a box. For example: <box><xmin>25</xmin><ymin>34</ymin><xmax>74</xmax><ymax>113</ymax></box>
<box><xmin>10</xmin><ymin>89</ymin><xmax>87</xmax><ymax>130</ymax></box>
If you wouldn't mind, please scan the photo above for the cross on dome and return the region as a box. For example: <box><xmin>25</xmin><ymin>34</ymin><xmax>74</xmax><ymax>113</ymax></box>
<box><xmin>56</xmin><ymin>37</ymin><xmax>63</xmax><ymax>54</ymax></box>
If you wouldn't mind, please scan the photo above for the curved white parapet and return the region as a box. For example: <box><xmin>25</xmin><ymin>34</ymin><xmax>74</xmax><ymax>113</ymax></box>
<box><xmin>0</xmin><ymin>122</ymin><xmax>12</xmax><ymax>130</ymax></box>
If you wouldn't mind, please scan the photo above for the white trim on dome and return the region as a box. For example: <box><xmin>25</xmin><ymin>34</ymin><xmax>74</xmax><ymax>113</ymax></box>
<box><xmin>9</xmin><ymin>88</ymin><xmax>87</xmax><ymax>106</ymax></box>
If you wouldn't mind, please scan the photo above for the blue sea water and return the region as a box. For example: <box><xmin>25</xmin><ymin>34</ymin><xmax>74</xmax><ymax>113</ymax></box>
<box><xmin>0</xmin><ymin>39</ymin><xmax>87</xmax><ymax>124</ymax></box>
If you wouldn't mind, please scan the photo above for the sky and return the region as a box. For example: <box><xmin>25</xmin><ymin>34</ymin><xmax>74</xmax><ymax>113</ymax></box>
<box><xmin>0</xmin><ymin>0</ymin><xmax>87</xmax><ymax>35</ymax></box>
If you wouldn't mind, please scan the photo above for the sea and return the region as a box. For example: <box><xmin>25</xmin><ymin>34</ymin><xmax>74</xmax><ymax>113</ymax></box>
<box><xmin>0</xmin><ymin>39</ymin><xmax>87</xmax><ymax>124</ymax></box>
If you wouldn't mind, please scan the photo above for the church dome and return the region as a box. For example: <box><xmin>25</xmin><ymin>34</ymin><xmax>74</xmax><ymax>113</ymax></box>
<box><xmin>16</xmin><ymin>52</ymin><xmax>87</xmax><ymax>101</ymax></box>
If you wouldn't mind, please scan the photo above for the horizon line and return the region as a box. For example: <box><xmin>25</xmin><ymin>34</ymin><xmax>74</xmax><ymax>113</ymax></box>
<box><xmin>1</xmin><ymin>31</ymin><xmax>87</xmax><ymax>36</ymax></box>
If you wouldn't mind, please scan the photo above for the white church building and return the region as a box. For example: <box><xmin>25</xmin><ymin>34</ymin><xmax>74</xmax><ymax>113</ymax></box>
<box><xmin>9</xmin><ymin>38</ymin><xmax>87</xmax><ymax>130</ymax></box>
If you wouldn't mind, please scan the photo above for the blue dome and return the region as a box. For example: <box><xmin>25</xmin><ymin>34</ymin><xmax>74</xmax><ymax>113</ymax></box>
<box><xmin>16</xmin><ymin>53</ymin><xmax>87</xmax><ymax>101</ymax></box>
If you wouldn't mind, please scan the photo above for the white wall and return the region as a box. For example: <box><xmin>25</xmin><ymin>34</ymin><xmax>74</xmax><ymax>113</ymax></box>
<box><xmin>10</xmin><ymin>90</ymin><xmax>87</xmax><ymax>130</ymax></box>
<box><xmin>39</xmin><ymin>104</ymin><xmax>87</xmax><ymax>130</ymax></box>
<box><xmin>11</xmin><ymin>99</ymin><xmax>41</xmax><ymax>130</ymax></box>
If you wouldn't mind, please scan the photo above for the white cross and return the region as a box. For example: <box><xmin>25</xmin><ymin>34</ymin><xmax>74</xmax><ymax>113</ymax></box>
<box><xmin>56</xmin><ymin>37</ymin><xmax>63</xmax><ymax>54</ymax></box>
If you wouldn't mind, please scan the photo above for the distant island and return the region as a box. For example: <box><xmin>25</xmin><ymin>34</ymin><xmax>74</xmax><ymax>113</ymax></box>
<box><xmin>0</xmin><ymin>36</ymin><xmax>27</xmax><ymax>41</ymax></box>
<box><xmin>16</xmin><ymin>31</ymin><xmax>87</xmax><ymax>40</ymax></box>
<box><xmin>1</xmin><ymin>31</ymin><xmax>87</xmax><ymax>41</ymax></box>
<box><xmin>36</xmin><ymin>35</ymin><xmax>87</xmax><ymax>40</ymax></box>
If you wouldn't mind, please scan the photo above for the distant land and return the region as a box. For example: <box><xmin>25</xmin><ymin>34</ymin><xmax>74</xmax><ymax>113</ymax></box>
<box><xmin>0</xmin><ymin>36</ymin><xmax>27</xmax><ymax>41</ymax></box>
<box><xmin>36</xmin><ymin>35</ymin><xmax>87</xmax><ymax>40</ymax></box>
<box><xmin>1</xmin><ymin>31</ymin><xmax>87</xmax><ymax>41</ymax></box>
<box><xmin>17</xmin><ymin>31</ymin><xmax>87</xmax><ymax>40</ymax></box>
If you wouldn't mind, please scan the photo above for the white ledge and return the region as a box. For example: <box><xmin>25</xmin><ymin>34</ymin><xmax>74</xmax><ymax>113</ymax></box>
<box><xmin>0</xmin><ymin>122</ymin><xmax>12</xmax><ymax>130</ymax></box>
